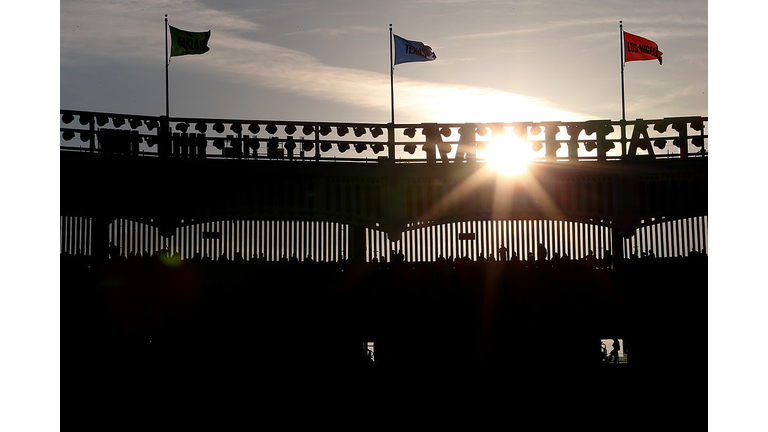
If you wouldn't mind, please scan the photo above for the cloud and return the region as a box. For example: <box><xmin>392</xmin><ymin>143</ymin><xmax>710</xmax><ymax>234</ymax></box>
<box><xmin>282</xmin><ymin>25</ymin><xmax>380</xmax><ymax>37</ymax></box>
<box><xmin>60</xmin><ymin>0</ymin><xmax>260</xmax><ymax>65</ymax></box>
<box><xmin>445</xmin><ymin>9</ymin><xmax>706</xmax><ymax>42</ymax></box>
<box><xmin>60</xmin><ymin>0</ymin><xmax>597</xmax><ymax>122</ymax></box>
<box><xmin>200</xmin><ymin>30</ymin><xmax>591</xmax><ymax>122</ymax></box>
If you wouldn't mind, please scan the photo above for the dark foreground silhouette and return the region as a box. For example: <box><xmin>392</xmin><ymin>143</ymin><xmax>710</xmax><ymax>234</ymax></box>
<box><xmin>66</xmin><ymin>252</ymin><xmax>704</xmax><ymax>386</ymax></box>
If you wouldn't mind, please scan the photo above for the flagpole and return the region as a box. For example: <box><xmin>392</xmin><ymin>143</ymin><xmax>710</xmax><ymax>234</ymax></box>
<box><xmin>165</xmin><ymin>14</ymin><xmax>170</xmax><ymax>119</ymax></box>
<box><xmin>619</xmin><ymin>20</ymin><xmax>626</xmax><ymax>121</ymax></box>
<box><xmin>387</xmin><ymin>24</ymin><xmax>396</xmax><ymax>162</ymax></box>
<box><xmin>390</xmin><ymin>23</ymin><xmax>395</xmax><ymax>125</ymax></box>
<box><xmin>619</xmin><ymin>20</ymin><xmax>627</xmax><ymax>158</ymax></box>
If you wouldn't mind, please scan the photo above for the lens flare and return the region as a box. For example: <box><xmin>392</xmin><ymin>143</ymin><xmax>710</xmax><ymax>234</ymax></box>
<box><xmin>160</xmin><ymin>253</ymin><xmax>183</xmax><ymax>268</ymax></box>
<box><xmin>481</xmin><ymin>133</ymin><xmax>536</xmax><ymax>176</ymax></box>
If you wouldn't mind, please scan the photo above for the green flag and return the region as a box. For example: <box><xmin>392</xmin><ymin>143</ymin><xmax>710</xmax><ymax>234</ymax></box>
<box><xmin>169</xmin><ymin>25</ymin><xmax>211</xmax><ymax>57</ymax></box>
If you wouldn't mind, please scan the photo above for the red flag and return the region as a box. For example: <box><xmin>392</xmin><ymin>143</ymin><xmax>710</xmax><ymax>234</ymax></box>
<box><xmin>624</xmin><ymin>31</ymin><xmax>663</xmax><ymax>65</ymax></box>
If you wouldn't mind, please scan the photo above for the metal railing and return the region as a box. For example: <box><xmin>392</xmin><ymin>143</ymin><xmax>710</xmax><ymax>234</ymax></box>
<box><xmin>60</xmin><ymin>109</ymin><xmax>707</xmax><ymax>163</ymax></box>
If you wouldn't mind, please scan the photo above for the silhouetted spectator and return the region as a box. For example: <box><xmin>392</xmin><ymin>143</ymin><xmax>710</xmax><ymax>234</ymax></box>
<box><xmin>551</xmin><ymin>252</ymin><xmax>561</xmax><ymax>266</ymax></box>
<box><xmin>231</xmin><ymin>137</ymin><xmax>242</xmax><ymax>157</ymax></box>
<box><xmin>498</xmin><ymin>245</ymin><xmax>508</xmax><ymax>261</ymax></box>
<box><xmin>285</xmin><ymin>136</ymin><xmax>296</xmax><ymax>158</ymax></box>
<box><xmin>160</xmin><ymin>243</ymin><xmax>170</xmax><ymax>259</ymax></box>
<box><xmin>158</xmin><ymin>137</ymin><xmax>171</xmax><ymax>157</ymax></box>
<box><xmin>197</xmin><ymin>136</ymin><xmax>207</xmax><ymax>159</ymax></box>
<box><xmin>603</xmin><ymin>250</ymin><xmax>612</xmax><ymax>267</ymax></box>
<box><xmin>609</xmin><ymin>339</ymin><xmax>620</xmax><ymax>364</ymax></box>
<box><xmin>585</xmin><ymin>250</ymin><xmax>597</xmax><ymax>268</ymax></box>
<box><xmin>108</xmin><ymin>242</ymin><xmax>120</xmax><ymax>260</ymax></box>
<box><xmin>537</xmin><ymin>242</ymin><xmax>548</xmax><ymax>261</ymax></box>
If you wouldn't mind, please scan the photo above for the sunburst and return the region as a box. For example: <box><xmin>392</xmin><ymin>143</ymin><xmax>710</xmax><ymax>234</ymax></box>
<box><xmin>480</xmin><ymin>132</ymin><xmax>537</xmax><ymax>176</ymax></box>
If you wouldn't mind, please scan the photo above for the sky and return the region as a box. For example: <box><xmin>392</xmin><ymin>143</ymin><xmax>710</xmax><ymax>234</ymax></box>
<box><xmin>59</xmin><ymin>0</ymin><xmax>708</xmax><ymax>124</ymax></box>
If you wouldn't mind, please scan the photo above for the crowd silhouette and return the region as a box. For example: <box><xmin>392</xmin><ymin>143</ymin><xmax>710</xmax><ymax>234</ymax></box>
<box><xmin>67</xmin><ymin>238</ymin><xmax>705</xmax><ymax>270</ymax></box>
<box><xmin>64</xmin><ymin>242</ymin><xmax>705</xmax><ymax>382</ymax></box>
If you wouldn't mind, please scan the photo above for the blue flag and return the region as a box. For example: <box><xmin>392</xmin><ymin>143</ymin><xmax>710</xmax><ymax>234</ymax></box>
<box><xmin>393</xmin><ymin>34</ymin><xmax>437</xmax><ymax>65</ymax></box>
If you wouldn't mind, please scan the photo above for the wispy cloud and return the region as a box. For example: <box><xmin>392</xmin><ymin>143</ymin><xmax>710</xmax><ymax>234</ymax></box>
<box><xmin>283</xmin><ymin>25</ymin><xmax>379</xmax><ymax>37</ymax></box>
<box><xmin>444</xmin><ymin>27</ymin><xmax>543</xmax><ymax>41</ymax></box>
<box><xmin>202</xmin><ymin>31</ymin><xmax>591</xmax><ymax>122</ymax></box>
<box><xmin>628</xmin><ymin>83</ymin><xmax>706</xmax><ymax>115</ymax></box>
<box><xmin>61</xmin><ymin>0</ymin><xmax>591</xmax><ymax>122</ymax></box>
<box><xmin>60</xmin><ymin>0</ymin><xmax>260</xmax><ymax>65</ymax></box>
<box><xmin>444</xmin><ymin>16</ymin><xmax>615</xmax><ymax>41</ymax></box>
<box><xmin>445</xmin><ymin>12</ymin><xmax>706</xmax><ymax>42</ymax></box>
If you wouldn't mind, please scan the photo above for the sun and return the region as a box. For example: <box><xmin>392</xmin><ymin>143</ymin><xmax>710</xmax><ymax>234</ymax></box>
<box><xmin>480</xmin><ymin>132</ymin><xmax>536</xmax><ymax>176</ymax></box>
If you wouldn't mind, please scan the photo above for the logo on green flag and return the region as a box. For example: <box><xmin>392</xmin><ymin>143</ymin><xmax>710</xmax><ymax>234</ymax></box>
<box><xmin>169</xmin><ymin>26</ymin><xmax>211</xmax><ymax>57</ymax></box>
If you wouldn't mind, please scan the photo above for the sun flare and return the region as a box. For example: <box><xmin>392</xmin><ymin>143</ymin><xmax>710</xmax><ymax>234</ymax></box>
<box><xmin>480</xmin><ymin>133</ymin><xmax>536</xmax><ymax>176</ymax></box>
